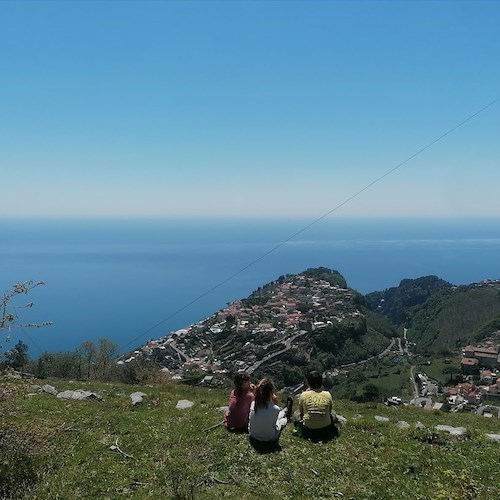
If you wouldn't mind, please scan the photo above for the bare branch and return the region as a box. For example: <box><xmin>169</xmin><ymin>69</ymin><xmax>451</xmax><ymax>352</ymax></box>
<box><xmin>110</xmin><ymin>438</ymin><xmax>135</xmax><ymax>459</ymax></box>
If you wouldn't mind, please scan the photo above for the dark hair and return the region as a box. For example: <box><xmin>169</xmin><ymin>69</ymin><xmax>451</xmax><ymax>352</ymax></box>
<box><xmin>254</xmin><ymin>378</ymin><xmax>274</xmax><ymax>412</ymax></box>
<box><xmin>233</xmin><ymin>372</ymin><xmax>250</xmax><ymax>395</ymax></box>
<box><xmin>307</xmin><ymin>371</ymin><xmax>323</xmax><ymax>389</ymax></box>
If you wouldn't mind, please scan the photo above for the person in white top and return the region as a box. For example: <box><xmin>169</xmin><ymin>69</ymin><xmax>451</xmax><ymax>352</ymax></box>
<box><xmin>248</xmin><ymin>378</ymin><xmax>292</xmax><ymax>449</ymax></box>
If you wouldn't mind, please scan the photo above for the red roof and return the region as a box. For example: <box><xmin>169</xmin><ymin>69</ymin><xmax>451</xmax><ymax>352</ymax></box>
<box><xmin>461</xmin><ymin>357</ymin><xmax>479</xmax><ymax>366</ymax></box>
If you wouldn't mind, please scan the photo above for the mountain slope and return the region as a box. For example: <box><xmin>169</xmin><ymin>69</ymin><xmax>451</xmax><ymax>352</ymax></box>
<box><xmin>139</xmin><ymin>268</ymin><xmax>396</xmax><ymax>386</ymax></box>
<box><xmin>407</xmin><ymin>281</ymin><xmax>500</xmax><ymax>353</ymax></box>
<box><xmin>365</xmin><ymin>275</ymin><xmax>453</xmax><ymax>325</ymax></box>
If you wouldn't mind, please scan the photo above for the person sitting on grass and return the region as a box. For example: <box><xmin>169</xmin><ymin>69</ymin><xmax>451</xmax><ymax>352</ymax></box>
<box><xmin>248</xmin><ymin>378</ymin><xmax>293</xmax><ymax>452</ymax></box>
<box><xmin>296</xmin><ymin>370</ymin><xmax>339</xmax><ymax>443</ymax></box>
<box><xmin>224</xmin><ymin>371</ymin><xmax>255</xmax><ymax>433</ymax></box>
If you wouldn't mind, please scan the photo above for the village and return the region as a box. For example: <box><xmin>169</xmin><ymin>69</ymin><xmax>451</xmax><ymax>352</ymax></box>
<box><xmin>120</xmin><ymin>272</ymin><xmax>500</xmax><ymax>419</ymax></box>
<box><xmin>122</xmin><ymin>272</ymin><xmax>364</xmax><ymax>377</ymax></box>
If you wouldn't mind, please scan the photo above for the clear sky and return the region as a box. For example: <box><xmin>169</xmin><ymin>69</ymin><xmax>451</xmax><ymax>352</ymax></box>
<box><xmin>1</xmin><ymin>0</ymin><xmax>499</xmax><ymax>218</ymax></box>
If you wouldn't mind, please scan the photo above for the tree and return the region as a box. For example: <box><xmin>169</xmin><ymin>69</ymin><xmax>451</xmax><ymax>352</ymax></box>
<box><xmin>78</xmin><ymin>341</ymin><xmax>97</xmax><ymax>380</ymax></box>
<box><xmin>361</xmin><ymin>382</ymin><xmax>380</xmax><ymax>402</ymax></box>
<box><xmin>4</xmin><ymin>340</ymin><xmax>29</xmax><ymax>370</ymax></box>
<box><xmin>77</xmin><ymin>338</ymin><xmax>119</xmax><ymax>380</ymax></box>
<box><xmin>1</xmin><ymin>280</ymin><xmax>52</xmax><ymax>348</ymax></box>
<box><xmin>95</xmin><ymin>338</ymin><xmax>118</xmax><ymax>380</ymax></box>
<box><xmin>442</xmin><ymin>365</ymin><xmax>457</xmax><ymax>382</ymax></box>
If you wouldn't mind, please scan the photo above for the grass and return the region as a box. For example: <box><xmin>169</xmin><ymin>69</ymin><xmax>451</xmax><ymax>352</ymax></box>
<box><xmin>416</xmin><ymin>356</ymin><xmax>457</xmax><ymax>385</ymax></box>
<box><xmin>2</xmin><ymin>374</ymin><xmax>500</xmax><ymax>499</ymax></box>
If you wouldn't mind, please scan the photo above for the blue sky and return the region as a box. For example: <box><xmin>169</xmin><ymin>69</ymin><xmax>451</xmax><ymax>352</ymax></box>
<box><xmin>1</xmin><ymin>1</ymin><xmax>499</xmax><ymax>218</ymax></box>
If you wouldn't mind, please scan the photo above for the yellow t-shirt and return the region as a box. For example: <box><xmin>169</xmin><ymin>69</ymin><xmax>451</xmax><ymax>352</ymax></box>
<box><xmin>299</xmin><ymin>389</ymin><xmax>333</xmax><ymax>429</ymax></box>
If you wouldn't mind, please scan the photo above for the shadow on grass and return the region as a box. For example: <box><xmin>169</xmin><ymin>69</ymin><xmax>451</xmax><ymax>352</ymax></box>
<box><xmin>249</xmin><ymin>436</ymin><xmax>282</xmax><ymax>454</ymax></box>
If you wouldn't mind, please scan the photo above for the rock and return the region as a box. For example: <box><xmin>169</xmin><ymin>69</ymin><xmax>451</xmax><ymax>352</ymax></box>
<box><xmin>217</xmin><ymin>406</ymin><xmax>229</xmax><ymax>414</ymax></box>
<box><xmin>353</xmin><ymin>414</ymin><xmax>363</xmax><ymax>419</ymax></box>
<box><xmin>56</xmin><ymin>390</ymin><xmax>102</xmax><ymax>400</ymax></box>
<box><xmin>374</xmin><ymin>415</ymin><xmax>389</xmax><ymax>422</ymax></box>
<box><xmin>396</xmin><ymin>420</ymin><xmax>410</xmax><ymax>430</ymax></box>
<box><xmin>130</xmin><ymin>392</ymin><xmax>146</xmax><ymax>405</ymax></box>
<box><xmin>435</xmin><ymin>425</ymin><xmax>466</xmax><ymax>436</ymax></box>
<box><xmin>42</xmin><ymin>384</ymin><xmax>58</xmax><ymax>396</ymax></box>
<box><xmin>415</xmin><ymin>421</ymin><xmax>426</xmax><ymax>430</ymax></box>
<box><xmin>176</xmin><ymin>399</ymin><xmax>194</xmax><ymax>410</ymax></box>
<box><xmin>336</xmin><ymin>415</ymin><xmax>348</xmax><ymax>426</ymax></box>
<box><xmin>485</xmin><ymin>433</ymin><xmax>500</xmax><ymax>442</ymax></box>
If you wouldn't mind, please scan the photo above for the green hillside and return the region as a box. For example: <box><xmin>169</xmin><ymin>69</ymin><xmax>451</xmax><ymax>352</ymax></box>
<box><xmin>365</xmin><ymin>276</ymin><xmax>453</xmax><ymax>325</ymax></box>
<box><xmin>2</xmin><ymin>374</ymin><xmax>499</xmax><ymax>499</ymax></box>
<box><xmin>407</xmin><ymin>283</ymin><xmax>500</xmax><ymax>353</ymax></box>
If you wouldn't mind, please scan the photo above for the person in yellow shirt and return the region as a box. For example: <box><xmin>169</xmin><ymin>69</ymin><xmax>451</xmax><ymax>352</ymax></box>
<box><xmin>297</xmin><ymin>371</ymin><xmax>339</xmax><ymax>442</ymax></box>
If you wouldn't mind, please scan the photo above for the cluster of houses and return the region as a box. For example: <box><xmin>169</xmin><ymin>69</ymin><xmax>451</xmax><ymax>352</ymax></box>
<box><xmin>460</xmin><ymin>344</ymin><xmax>500</xmax><ymax>371</ymax></box>
<box><xmin>125</xmin><ymin>274</ymin><xmax>363</xmax><ymax>378</ymax></box>
<box><xmin>445</xmin><ymin>341</ymin><xmax>500</xmax><ymax>410</ymax></box>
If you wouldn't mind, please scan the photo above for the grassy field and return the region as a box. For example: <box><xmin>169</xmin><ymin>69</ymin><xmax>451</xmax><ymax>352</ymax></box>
<box><xmin>2</xmin><ymin>373</ymin><xmax>500</xmax><ymax>499</ymax></box>
<box><xmin>415</xmin><ymin>356</ymin><xmax>460</xmax><ymax>385</ymax></box>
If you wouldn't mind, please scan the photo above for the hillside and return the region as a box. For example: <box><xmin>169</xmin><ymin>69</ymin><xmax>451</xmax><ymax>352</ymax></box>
<box><xmin>134</xmin><ymin>268</ymin><xmax>397</xmax><ymax>387</ymax></box>
<box><xmin>365</xmin><ymin>275</ymin><xmax>453</xmax><ymax>325</ymax></box>
<box><xmin>2</xmin><ymin>374</ymin><xmax>499</xmax><ymax>499</ymax></box>
<box><xmin>407</xmin><ymin>280</ymin><xmax>500</xmax><ymax>353</ymax></box>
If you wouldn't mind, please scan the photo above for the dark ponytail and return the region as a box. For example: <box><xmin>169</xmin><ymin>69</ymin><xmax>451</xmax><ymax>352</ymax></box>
<box><xmin>254</xmin><ymin>378</ymin><xmax>274</xmax><ymax>413</ymax></box>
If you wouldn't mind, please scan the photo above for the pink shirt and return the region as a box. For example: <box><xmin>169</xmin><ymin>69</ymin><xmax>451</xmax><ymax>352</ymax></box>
<box><xmin>224</xmin><ymin>389</ymin><xmax>254</xmax><ymax>430</ymax></box>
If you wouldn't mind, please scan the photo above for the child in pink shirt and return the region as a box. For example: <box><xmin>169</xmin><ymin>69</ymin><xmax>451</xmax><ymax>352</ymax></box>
<box><xmin>224</xmin><ymin>372</ymin><xmax>255</xmax><ymax>432</ymax></box>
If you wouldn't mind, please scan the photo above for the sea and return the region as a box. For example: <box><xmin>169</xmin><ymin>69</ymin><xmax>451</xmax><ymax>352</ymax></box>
<box><xmin>1</xmin><ymin>217</ymin><xmax>499</xmax><ymax>357</ymax></box>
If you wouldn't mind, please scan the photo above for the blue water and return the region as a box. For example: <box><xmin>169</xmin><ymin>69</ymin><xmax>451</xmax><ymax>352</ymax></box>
<box><xmin>1</xmin><ymin>217</ymin><xmax>499</xmax><ymax>356</ymax></box>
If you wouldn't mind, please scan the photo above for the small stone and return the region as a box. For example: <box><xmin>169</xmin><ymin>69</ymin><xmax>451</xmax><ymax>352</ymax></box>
<box><xmin>435</xmin><ymin>425</ymin><xmax>466</xmax><ymax>436</ymax></box>
<box><xmin>374</xmin><ymin>415</ymin><xmax>389</xmax><ymax>422</ymax></box>
<box><xmin>130</xmin><ymin>392</ymin><xmax>146</xmax><ymax>405</ymax></box>
<box><xmin>415</xmin><ymin>421</ymin><xmax>426</xmax><ymax>430</ymax></box>
<box><xmin>396</xmin><ymin>420</ymin><xmax>410</xmax><ymax>430</ymax></box>
<box><xmin>42</xmin><ymin>384</ymin><xmax>58</xmax><ymax>396</ymax></box>
<box><xmin>176</xmin><ymin>399</ymin><xmax>194</xmax><ymax>410</ymax></box>
<box><xmin>336</xmin><ymin>415</ymin><xmax>348</xmax><ymax>426</ymax></box>
<box><xmin>485</xmin><ymin>433</ymin><xmax>500</xmax><ymax>442</ymax></box>
<box><xmin>217</xmin><ymin>406</ymin><xmax>229</xmax><ymax>414</ymax></box>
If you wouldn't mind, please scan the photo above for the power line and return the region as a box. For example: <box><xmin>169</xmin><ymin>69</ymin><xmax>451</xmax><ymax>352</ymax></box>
<box><xmin>119</xmin><ymin>96</ymin><xmax>499</xmax><ymax>352</ymax></box>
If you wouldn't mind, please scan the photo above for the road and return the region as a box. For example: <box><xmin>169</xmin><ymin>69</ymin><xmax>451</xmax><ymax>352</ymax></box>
<box><xmin>338</xmin><ymin>337</ymin><xmax>396</xmax><ymax>369</ymax></box>
<box><xmin>410</xmin><ymin>365</ymin><xmax>419</xmax><ymax>399</ymax></box>
<box><xmin>247</xmin><ymin>330</ymin><xmax>308</xmax><ymax>374</ymax></box>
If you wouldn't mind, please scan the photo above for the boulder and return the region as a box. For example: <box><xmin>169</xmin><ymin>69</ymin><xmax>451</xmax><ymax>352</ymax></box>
<box><xmin>374</xmin><ymin>415</ymin><xmax>390</xmax><ymax>423</ymax></box>
<box><xmin>435</xmin><ymin>425</ymin><xmax>466</xmax><ymax>436</ymax></box>
<box><xmin>176</xmin><ymin>399</ymin><xmax>194</xmax><ymax>410</ymax></box>
<box><xmin>396</xmin><ymin>420</ymin><xmax>410</xmax><ymax>430</ymax></box>
<box><xmin>485</xmin><ymin>433</ymin><xmax>500</xmax><ymax>442</ymax></box>
<box><xmin>42</xmin><ymin>384</ymin><xmax>58</xmax><ymax>396</ymax></box>
<box><xmin>130</xmin><ymin>392</ymin><xmax>146</xmax><ymax>405</ymax></box>
<box><xmin>336</xmin><ymin>415</ymin><xmax>347</xmax><ymax>426</ymax></box>
<box><xmin>56</xmin><ymin>390</ymin><xmax>102</xmax><ymax>401</ymax></box>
